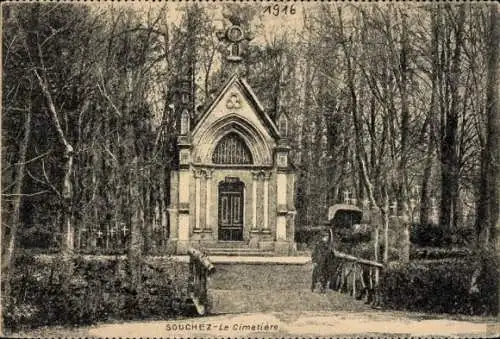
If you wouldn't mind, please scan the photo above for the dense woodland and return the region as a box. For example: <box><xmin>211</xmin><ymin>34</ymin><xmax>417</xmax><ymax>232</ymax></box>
<box><xmin>2</xmin><ymin>2</ymin><xmax>498</xmax><ymax>267</ymax></box>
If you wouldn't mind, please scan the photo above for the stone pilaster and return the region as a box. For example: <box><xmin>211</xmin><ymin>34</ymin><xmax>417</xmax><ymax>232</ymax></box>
<box><xmin>204</xmin><ymin>169</ymin><xmax>213</xmax><ymax>231</ymax></box>
<box><xmin>177</xmin><ymin>169</ymin><xmax>191</xmax><ymax>254</ymax></box>
<box><xmin>251</xmin><ymin>171</ymin><xmax>259</xmax><ymax>230</ymax></box>
<box><xmin>263</xmin><ymin>171</ymin><xmax>271</xmax><ymax>231</ymax></box>
<box><xmin>276</xmin><ymin>171</ymin><xmax>287</xmax><ymax>241</ymax></box>
<box><xmin>166</xmin><ymin>170</ymin><xmax>179</xmax><ymax>253</ymax></box>
<box><xmin>194</xmin><ymin>169</ymin><xmax>201</xmax><ymax>231</ymax></box>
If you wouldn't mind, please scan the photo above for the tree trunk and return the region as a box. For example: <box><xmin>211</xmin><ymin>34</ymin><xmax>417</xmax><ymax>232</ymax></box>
<box><xmin>2</xmin><ymin>106</ymin><xmax>32</xmax><ymax>318</ymax></box>
<box><xmin>128</xmin><ymin>161</ymin><xmax>143</xmax><ymax>289</ymax></box>
<box><xmin>61</xmin><ymin>147</ymin><xmax>75</xmax><ymax>252</ymax></box>
<box><xmin>476</xmin><ymin>4</ymin><xmax>500</xmax><ymax>250</ymax></box>
<box><xmin>421</xmin><ymin>9</ymin><xmax>440</xmax><ymax>226</ymax></box>
<box><xmin>397</xmin><ymin>10</ymin><xmax>410</xmax><ymax>214</ymax></box>
<box><xmin>382</xmin><ymin>192</ymin><xmax>390</xmax><ymax>264</ymax></box>
<box><xmin>33</xmin><ymin>69</ymin><xmax>79</xmax><ymax>252</ymax></box>
<box><xmin>439</xmin><ymin>5</ymin><xmax>465</xmax><ymax>233</ymax></box>
<box><xmin>420</xmin><ymin>140</ymin><xmax>433</xmax><ymax>226</ymax></box>
<box><xmin>373</xmin><ymin>213</ymin><xmax>380</xmax><ymax>284</ymax></box>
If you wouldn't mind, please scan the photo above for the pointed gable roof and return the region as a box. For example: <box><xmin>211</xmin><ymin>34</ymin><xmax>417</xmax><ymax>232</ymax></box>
<box><xmin>192</xmin><ymin>74</ymin><xmax>281</xmax><ymax>139</ymax></box>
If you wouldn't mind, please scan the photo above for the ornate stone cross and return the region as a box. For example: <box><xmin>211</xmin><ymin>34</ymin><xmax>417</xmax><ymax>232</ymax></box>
<box><xmin>216</xmin><ymin>18</ymin><xmax>254</xmax><ymax>63</ymax></box>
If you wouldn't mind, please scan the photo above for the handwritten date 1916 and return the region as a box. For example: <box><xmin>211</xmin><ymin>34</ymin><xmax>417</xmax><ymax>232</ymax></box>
<box><xmin>263</xmin><ymin>4</ymin><xmax>296</xmax><ymax>16</ymax></box>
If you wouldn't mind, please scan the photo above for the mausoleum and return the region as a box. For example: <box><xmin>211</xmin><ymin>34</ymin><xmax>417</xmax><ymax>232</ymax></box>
<box><xmin>168</xmin><ymin>75</ymin><xmax>296</xmax><ymax>255</ymax></box>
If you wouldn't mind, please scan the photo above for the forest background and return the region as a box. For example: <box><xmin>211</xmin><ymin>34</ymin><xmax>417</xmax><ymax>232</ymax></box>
<box><xmin>2</xmin><ymin>2</ymin><xmax>498</xmax><ymax>270</ymax></box>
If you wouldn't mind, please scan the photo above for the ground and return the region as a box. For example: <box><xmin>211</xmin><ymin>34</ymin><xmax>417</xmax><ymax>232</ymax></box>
<box><xmin>10</xmin><ymin>289</ymin><xmax>498</xmax><ymax>338</ymax></box>
<box><xmin>6</xmin><ymin>256</ymin><xmax>498</xmax><ymax>337</ymax></box>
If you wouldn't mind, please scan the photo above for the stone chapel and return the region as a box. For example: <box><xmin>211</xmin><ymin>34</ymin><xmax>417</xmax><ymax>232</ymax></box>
<box><xmin>168</xmin><ymin>73</ymin><xmax>297</xmax><ymax>255</ymax></box>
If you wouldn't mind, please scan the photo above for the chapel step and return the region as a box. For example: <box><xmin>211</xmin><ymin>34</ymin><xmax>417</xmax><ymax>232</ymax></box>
<box><xmin>207</xmin><ymin>251</ymin><xmax>276</xmax><ymax>257</ymax></box>
<box><xmin>205</xmin><ymin>247</ymin><xmax>274</xmax><ymax>257</ymax></box>
<box><xmin>203</xmin><ymin>242</ymin><xmax>250</xmax><ymax>249</ymax></box>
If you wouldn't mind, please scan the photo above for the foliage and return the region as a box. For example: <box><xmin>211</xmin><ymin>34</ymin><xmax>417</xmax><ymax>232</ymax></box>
<box><xmin>1</xmin><ymin>2</ymin><xmax>498</xmax><ymax>323</ymax></box>
<box><xmin>17</xmin><ymin>224</ymin><xmax>60</xmax><ymax>250</ymax></box>
<box><xmin>410</xmin><ymin>246</ymin><xmax>473</xmax><ymax>260</ymax></box>
<box><xmin>410</xmin><ymin>223</ymin><xmax>476</xmax><ymax>247</ymax></box>
<box><xmin>2</xmin><ymin>2</ymin><xmax>495</xmax><ymax>252</ymax></box>
<box><xmin>2</xmin><ymin>254</ymin><xmax>189</xmax><ymax>332</ymax></box>
<box><xmin>379</xmin><ymin>251</ymin><xmax>498</xmax><ymax>315</ymax></box>
<box><xmin>294</xmin><ymin>228</ymin><xmax>321</xmax><ymax>247</ymax></box>
<box><xmin>1</xmin><ymin>3</ymin><xmax>182</xmax><ymax>257</ymax></box>
<box><xmin>410</xmin><ymin>223</ymin><xmax>445</xmax><ymax>247</ymax></box>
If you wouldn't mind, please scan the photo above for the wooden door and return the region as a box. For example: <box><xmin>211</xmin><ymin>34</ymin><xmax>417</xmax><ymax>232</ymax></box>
<box><xmin>218</xmin><ymin>180</ymin><xmax>244</xmax><ymax>241</ymax></box>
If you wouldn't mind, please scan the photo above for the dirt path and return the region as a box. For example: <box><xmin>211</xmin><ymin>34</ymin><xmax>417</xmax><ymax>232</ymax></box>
<box><xmin>10</xmin><ymin>289</ymin><xmax>498</xmax><ymax>338</ymax></box>
<box><xmin>211</xmin><ymin>288</ymin><xmax>371</xmax><ymax>313</ymax></box>
<box><xmin>11</xmin><ymin>311</ymin><xmax>498</xmax><ymax>338</ymax></box>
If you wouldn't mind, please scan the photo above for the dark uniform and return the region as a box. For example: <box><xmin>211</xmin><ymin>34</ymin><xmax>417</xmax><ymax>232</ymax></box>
<box><xmin>311</xmin><ymin>230</ymin><xmax>332</xmax><ymax>292</ymax></box>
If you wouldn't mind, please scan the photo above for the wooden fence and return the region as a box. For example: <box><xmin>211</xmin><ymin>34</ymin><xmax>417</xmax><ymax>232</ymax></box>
<box><xmin>330</xmin><ymin>249</ymin><xmax>384</xmax><ymax>302</ymax></box>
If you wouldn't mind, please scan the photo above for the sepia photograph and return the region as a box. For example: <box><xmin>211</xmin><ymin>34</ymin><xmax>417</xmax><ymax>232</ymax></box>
<box><xmin>1</xmin><ymin>1</ymin><xmax>499</xmax><ymax>337</ymax></box>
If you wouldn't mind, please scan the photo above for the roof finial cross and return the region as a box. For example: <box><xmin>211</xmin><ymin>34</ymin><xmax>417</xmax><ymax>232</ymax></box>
<box><xmin>216</xmin><ymin>20</ymin><xmax>253</xmax><ymax>63</ymax></box>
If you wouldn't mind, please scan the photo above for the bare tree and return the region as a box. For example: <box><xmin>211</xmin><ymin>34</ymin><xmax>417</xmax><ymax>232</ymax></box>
<box><xmin>438</xmin><ymin>5</ymin><xmax>466</xmax><ymax>233</ymax></box>
<box><xmin>476</xmin><ymin>4</ymin><xmax>499</xmax><ymax>249</ymax></box>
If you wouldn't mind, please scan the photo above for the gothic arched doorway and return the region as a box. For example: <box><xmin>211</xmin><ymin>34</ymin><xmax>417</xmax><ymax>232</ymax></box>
<box><xmin>218</xmin><ymin>179</ymin><xmax>244</xmax><ymax>241</ymax></box>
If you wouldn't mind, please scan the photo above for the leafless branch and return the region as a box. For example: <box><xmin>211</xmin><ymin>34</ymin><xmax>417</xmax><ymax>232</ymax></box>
<box><xmin>42</xmin><ymin>159</ymin><xmax>62</xmax><ymax>198</ymax></box>
<box><xmin>96</xmin><ymin>68</ymin><xmax>122</xmax><ymax>118</ymax></box>
<box><xmin>15</xmin><ymin>150</ymin><xmax>53</xmax><ymax>167</ymax></box>
<box><xmin>2</xmin><ymin>190</ymin><xmax>50</xmax><ymax>197</ymax></box>
<box><xmin>101</xmin><ymin>143</ymin><xmax>119</xmax><ymax>165</ymax></box>
<box><xmin>25</xmin><ymin>167</ymin><xmax>61</xmax><ymax>199</ymax></box>
<box><xmin>2</xmin><ymin>150</ymin><xmax>53</xmax><ymax>173</ymax></box>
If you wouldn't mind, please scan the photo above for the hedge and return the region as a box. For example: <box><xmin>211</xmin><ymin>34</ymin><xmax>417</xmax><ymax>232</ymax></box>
<box><xmin>3</xmin><ymin>254</ymin><xmax>189</xmax><ymax>332</ymax></box>
<box><xmin>379</xmin><ymin>251</ymin><xmax>498</xmax><ymax>316</ymax></box>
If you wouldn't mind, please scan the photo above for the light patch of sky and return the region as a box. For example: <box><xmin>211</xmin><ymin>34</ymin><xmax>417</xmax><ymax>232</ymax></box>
<box><xmin>169</xmin><ymin>2</ymin><xmax>308</xmax><ymax>35</ymax></box>
<box><xmin>89</xmin><ymin>2</ymin><xmax>310</xmax><ymax>42</ymax></box>
<box><xmin>85</xmin><ymin>2</ymin><xmax>318</xmax><ymax>125</ymax></box>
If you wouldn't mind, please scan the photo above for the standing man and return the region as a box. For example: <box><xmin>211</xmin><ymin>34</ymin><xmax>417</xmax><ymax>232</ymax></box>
<box><xmin>311</xmin><ymin>229</ymin><xmax>334</xmax><ymax>292</ymax></box>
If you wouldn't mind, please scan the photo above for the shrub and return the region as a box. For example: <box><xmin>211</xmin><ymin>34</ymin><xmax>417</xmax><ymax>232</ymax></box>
<box><xmin>410</xmin><ymin>223</ymin><xmax>475</xmax><ymax>247</ymax></box>
<box><xmin>410</xmin><ymin>223</ymin><xmax>445</xmax><ymax>247</ymax></box>
<box><xmin>295</xmin><ymin>228</ymin><xmax>321</xmax><ymax>246</ymax></box>
<box><xmin>18</xmin><ymin>224</ymin><xmax>60</xmax><ymax>250</ymax></box>
<box><xmin>3</xmin><ymin>254</ymin><xmax>189</xmax><ymax>332</ymax></box>
<box><xmin>410</xmin><ymin>246</ymin><xmax>473</xmax><ymax>260</ymax></box>
<box><xmin>379</xmin><ymin>251</ymin><xmax>498</xmax><ymax>315</ymax></box>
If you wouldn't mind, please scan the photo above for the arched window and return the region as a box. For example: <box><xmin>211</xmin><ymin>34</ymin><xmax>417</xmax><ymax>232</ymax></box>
<box><xmin>180</xmin><ymin>109</ymin><xmax>190</xmax><ymax>135</ymax></box>
<box><xmin>212</xmin><ymin>133</ymin><xmax>253</xmax><ymax>164</ymax></box>
<box><xmin>278</xmin><ymin>114</ymin><xmax>288</xmax><ymax>137</ymax></box>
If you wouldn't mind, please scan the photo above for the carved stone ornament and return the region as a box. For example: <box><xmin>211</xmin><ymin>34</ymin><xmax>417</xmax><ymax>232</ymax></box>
<box><xmin>263</xmin><ymin>171</ymin><xmax>272</xmax><ymax>180</ymax></box>
<box><xmin>193</xmin><ymin>169</ymin><xmax>202</xmax><ymax>179</ymax></box>
<box><xmin>226</xmin><ymin>25</ymin><xmax>245</xmax><ymax>43</ymax></box>
<box><xmin>180</xmin><ymin>150</ymin><xmax>190</xmax><ymax>165</ymax></box>
<box><xmin>251</xmin><ymin>171</ymin><xmax>261</xmax><ymax>180</ymax></box>
<box><xmin>278</xmin><ymin>154</ymin><xmax>288</xmax><ymax>168</ymax></box>
<box><xmin>203</xmin><ymin>169</ymin><xmax>214</xmax><ymax>179</ymax></box>
<box><xmin>226</xmin><ymin>93</ymin><xmax>242</xmax><ymax>110</ymax></box>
